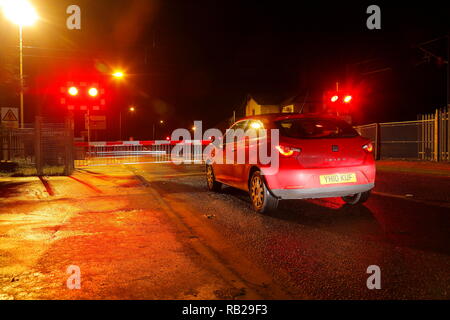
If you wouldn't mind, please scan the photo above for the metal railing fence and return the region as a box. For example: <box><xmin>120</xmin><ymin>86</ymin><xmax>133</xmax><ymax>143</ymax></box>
<box><xmin>74</xmin><ymin>141</ymin><xmax>208</xmax><ymax>167</ymax></box>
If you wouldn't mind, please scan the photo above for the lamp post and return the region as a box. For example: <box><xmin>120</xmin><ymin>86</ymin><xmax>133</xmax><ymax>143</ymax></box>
<box><xmin>119</xmin><ymin>105</ymin><xmax>136</xmax><ymax>141</ymax></box>
<box><xmin>112</xmin><ymin>69</ymin><xmax>127</xmax><ymax>140</ymax></box>
<box><xmin>153</xmin><ymin>120</ymin><xmax>164</xmax><ymax>140</ymax></box>
<box><xmin>2</xmin><ymin>0</ymin><xmax>38</xmax><ymax>128</ymax></box>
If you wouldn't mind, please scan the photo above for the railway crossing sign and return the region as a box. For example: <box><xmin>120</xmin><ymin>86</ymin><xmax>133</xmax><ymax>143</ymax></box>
<box><xmin>1</xmin><ymin>108</ymin><xmax>19</xmax><ymax>129</ymax></box>
<box><xmin>85</xmin><ymin>114</ymin><xmax>106</xmax><ymax>130</ymax></box>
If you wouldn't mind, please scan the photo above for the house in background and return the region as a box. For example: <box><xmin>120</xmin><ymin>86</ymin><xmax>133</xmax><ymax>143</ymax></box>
<box><xmin>244</xmin><ymin>93</ymin><xmax>318</xmax><ymax>117</ymax></box>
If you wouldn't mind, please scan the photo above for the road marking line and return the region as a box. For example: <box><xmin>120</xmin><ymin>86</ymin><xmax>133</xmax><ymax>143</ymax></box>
<box><xmin>372</xmin><ymin>191</ymin><xmax>450</xmax><ymax>208</ymax></box>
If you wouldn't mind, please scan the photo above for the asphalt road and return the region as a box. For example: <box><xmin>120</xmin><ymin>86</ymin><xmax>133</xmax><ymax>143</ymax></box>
<box><xmin>126</xmin><ymin>163</ymin><xmax>450</xmax><ymax>299</ymax></box>
<box><xmin>1</xmin><ymin>163</ymin><xmax>449</xmax><ymax>299</ymax></box>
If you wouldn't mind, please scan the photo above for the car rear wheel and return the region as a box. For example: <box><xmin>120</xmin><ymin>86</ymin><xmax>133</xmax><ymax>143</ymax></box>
<box><xmin>249</xmin><ymin>171</ymin><xmax>278</xmax><ymax>213</ymax></box>
<box><xmin>206</xmin><ymin>165</ymin><xmax>222</xmax><ymax>192</ymax></box>
<box><xmin>342</xmin><ymin>191</ymin><xmax>371</xmax><ymax>205</ymax></box>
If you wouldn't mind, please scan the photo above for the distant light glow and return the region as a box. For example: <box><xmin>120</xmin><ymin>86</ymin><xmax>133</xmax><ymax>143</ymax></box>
<box><xmin>250</xmin><ymin>122</ymin><xmax>262</xmax><ymax>129</ymax></box>
<box><xmin>112</xmin><ymin>71</ymin><xmax>124</xmax><ymax>78</ymax></box>
<box><xmin>88</xmin><ymin>87</ymin><xmax>98</xmax><ymax>97</ymax></box>
<box><xmin>2</xmin><ymin>0</ymin><xmax>38</xmax><ymax>26</ymax></box>
<box><xmin>192</xmin><ymin>126</ymin><xmax>196</xmax><ymax>131</ymax></box>
<box><xmin>330</xmin><ymin>95</ymin><xmax>339</xmax><ymax>102</ymax></box>
<box><xmin>343</xmin><ymin>95</ymin><xmax>352</xmax><ymax>103</ymax></box>
<box><xmin>68</xmin><ymin>86</ymin><xmax>78</xmax><ymax>96</ymax></box>
<box><xmin>129</xmin><ymin>106</ymin><xmax>135</xmax><ymax>112</ymax></box>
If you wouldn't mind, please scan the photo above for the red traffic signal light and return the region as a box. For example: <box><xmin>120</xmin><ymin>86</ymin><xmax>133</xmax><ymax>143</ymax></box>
<box><xmin>329</xmin><ymin>94</ymin><xmax>352</xmax><ymax>103</ymax></box>
<box><xmin>88</xmin><ymin>87</ymin><xmax>98</xmax><ymax>97</ymax></box>
<box><xmin>68</xmin><ymin>86</ymin><xmax>78</xmax><ymax>96</ymax></box>
<box><xmin>60</xmin><ymin>82</ymin><xmax>106</xmax><ymax>111</ymax></box>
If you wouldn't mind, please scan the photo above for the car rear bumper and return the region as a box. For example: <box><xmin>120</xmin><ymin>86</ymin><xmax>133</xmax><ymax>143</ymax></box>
<box><xmin>261</xmin><ymin>163</ymin><xmax>376</xmax><ymax>190</ymax></box>
<box><xmin>270</xmin><ymin>183</ymin><xmax>374</xmax><ymax>200</ymax></box>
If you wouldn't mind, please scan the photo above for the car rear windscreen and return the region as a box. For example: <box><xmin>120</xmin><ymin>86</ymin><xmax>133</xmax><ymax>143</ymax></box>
<box><xmin>276</xmin><ymin>118</ymin><xmax>359</xmax><ymax>139</ymax></box>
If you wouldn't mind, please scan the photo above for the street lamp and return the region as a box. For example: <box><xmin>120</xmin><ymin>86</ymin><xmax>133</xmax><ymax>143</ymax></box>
<box><xmin>119</xmin><ymin>105</ymin><xmax>136</xmax><ymax>140</ymax></box>
<box><xmin>153</xmin><ymin>120</ymin><xmax>164</xmax><ymax>140</ymax></box>
<box><xmin>112</xmin><ymin>70</ymin><xmax>125</xmax><ymax>79</ymax></box>
<box><xmin>2</xmin><ymin>0</ymin><xmax>38</xmax><ymax>128</ymax></box>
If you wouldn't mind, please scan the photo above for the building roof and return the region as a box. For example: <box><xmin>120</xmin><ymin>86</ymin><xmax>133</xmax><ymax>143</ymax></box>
<box><xmin>247</xmin><ymin>89</ymin><xmax>310</xmax><ymax>107</ymax></box>
<box><xmin>247</xmin><ymin>93</ymin><xmax>286</xmax><ymax>106</ymax></box>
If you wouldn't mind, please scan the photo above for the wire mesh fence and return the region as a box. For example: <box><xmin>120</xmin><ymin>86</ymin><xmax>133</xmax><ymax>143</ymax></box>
<box><xmin>381</xmin><ymin>120</ymin><xmax>435</xmax><ymax>160</ymax></box>
<box><xmin>0</xmin><ymin>127</ymin><xmax>35</xmax><ymax>165</ymax></box>
<box><xmin>1</xmin><ymin>118</ymin><xmax>73</xmax><ymax>175</ymax></box>
<box><xmin>355</xmin><ymin>106</ymin><xmax>449</xmax><ymax>161</ymax></box>
<box><xmin>41</xmin><ymin>123</ymin><xmax>68</xmax><ymax>167</ymax></box>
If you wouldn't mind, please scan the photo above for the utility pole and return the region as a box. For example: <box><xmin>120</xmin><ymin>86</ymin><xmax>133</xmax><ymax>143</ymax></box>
<box><xmin>336</xmin><ymin>81</ymin><xmax>340</xmax><ymax>117</ymax></box>
<box><xmin>119</xmin><ymin>111</ymin><xmax>122</xmax><ymax>140</ymax></box>
<box><xmin>447</xmin><ymin>33</ymin><xmax>450</xmax><ymax>108</ymax></box>
<box><xmin>19</xmin><ymin>25</ymin><xmax>24</xmax><ymax>128</ymax></box>
<box><xmin>86</xmin><ymin>109</ymin><xmax>91</xmax><ymax>157</ymax></box>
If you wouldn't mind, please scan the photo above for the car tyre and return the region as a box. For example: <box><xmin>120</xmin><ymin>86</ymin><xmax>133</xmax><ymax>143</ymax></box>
<box><xmin>342</xmin><ymin>190</ymin><xmax>371</xmax><ymax>205</ymax></box>
<box><xmin>249</xmin><ymin>171</ymin><xmax>278</xmax><ymax>213</ymax></box>
<box><xmin>206</xmin><ymin>165</ymin><xmax>222</xmax><ymax>192</ymax></box>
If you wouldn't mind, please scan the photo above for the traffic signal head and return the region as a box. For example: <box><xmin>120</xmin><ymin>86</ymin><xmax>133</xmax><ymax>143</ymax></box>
<box><xmin>329</xmin><ymin>94</ymin><xmax>353</xmax><ymax>104</ymax></box>
<box><xmin>60</xmin><ymin>82</ymin><xmax>105</xmax><ymax>111</ymax></box>
<box><xmin>325</xmin><ymin>90</ymin><xmax>355</xmax><ymax>114</ymax></box>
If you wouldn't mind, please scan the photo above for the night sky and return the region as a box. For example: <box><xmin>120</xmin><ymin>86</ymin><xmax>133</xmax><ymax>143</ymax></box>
<box><xmin>0</xmin><ymin>0</ymin><xmax>448</xmax><ymax>139</ymax></box>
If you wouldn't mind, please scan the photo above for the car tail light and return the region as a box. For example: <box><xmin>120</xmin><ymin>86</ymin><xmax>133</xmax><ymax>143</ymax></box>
<box><xmin>276</xmin><ymin>145</ymin><xmax>301</xmax><ymax>157</ymax></box>
<box><xmin>362</xmin><ymin>142</ymin><xmax>373</xmax><ymax>153</ymax></box>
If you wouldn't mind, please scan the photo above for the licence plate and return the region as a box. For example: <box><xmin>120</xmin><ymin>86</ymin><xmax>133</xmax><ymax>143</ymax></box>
<box><xmin>319</xmin><ymin>173</ymin><xmax>357</xmax><ymax>185</ymax></box>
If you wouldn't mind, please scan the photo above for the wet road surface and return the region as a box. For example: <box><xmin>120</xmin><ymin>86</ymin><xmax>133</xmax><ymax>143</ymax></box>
<box><xmin>0</xmin><ymin>163</ymin><xmax>449</xmax><ymax>299</ymax></box>
<box><xmin>131</xmin><ymin>163</ymin><xmax>450</xmax><ymax>299</ymax></box>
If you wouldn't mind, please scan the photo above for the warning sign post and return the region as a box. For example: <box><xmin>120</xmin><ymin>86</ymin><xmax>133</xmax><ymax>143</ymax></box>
<box><xmin>1</xmin><ymin>108</ymin><xmax>19</xmax><ymax>129</ymax></box>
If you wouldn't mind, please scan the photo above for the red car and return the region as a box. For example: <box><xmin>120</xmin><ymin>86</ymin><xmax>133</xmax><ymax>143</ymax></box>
<box><xmin>206</xmin><ymin>113</ymin><xmax>375</xmax><ymax>212</ymax></box>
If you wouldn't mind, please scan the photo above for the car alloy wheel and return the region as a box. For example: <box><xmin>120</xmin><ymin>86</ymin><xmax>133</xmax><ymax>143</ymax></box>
<box><xmin>207</xmin><ymin>165</ymin><xmax>214</xmax><ymax>189</ymax></box>
<box><xmin>251</xmin><ymin>174</ymin><xmax>265</xmax><ymax>210</ymax></box>
<box><xmin>249</xmin><ymin>171</ymin><xmax>278</xmax><ymax>213</ymax></box>
<box><xmin>206</xmin><ymin>165</ymin><xmax>222</xmax><ymax>192</ymax></box>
